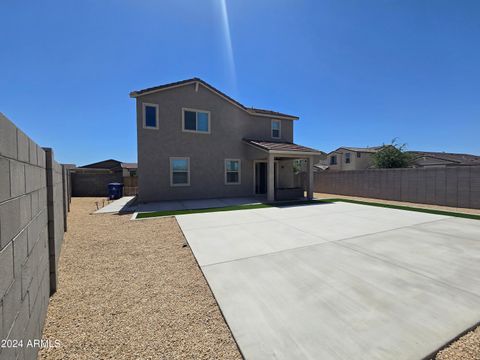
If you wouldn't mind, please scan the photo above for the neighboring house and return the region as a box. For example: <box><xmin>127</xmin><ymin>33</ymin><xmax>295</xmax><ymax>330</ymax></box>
<box><xmin>408</xmin><ymin>151</ymin><xmax>480</xmax><ymax>168</ymax></box>
<box><xmin>71</xmin><ymin>159</ymin><xmax>138</xmax><ymax>196</ymax></box>
<box><xmin>129</xmin><ymin>77</ymin><xmax>322</xmax><ymax>202</ymax></box>
<box><xmin>325</xmin><ymin>146</ymin><xmax>385</xmax><ymax>171</ymax></box>
<box><xmin>294</xmin><ymin>154</ymin><xmax>327</xmax><ymax>173</ymax></box>
<box><xmin>121</xmin><ymin>162</ymin><xmax>138</xmax><ymax>177</ymax></box>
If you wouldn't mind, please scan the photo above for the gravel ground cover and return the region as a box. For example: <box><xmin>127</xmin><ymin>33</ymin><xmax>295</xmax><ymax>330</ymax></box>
<box><xmin>39</xmin><ymin>197</ymin><xmax>241</xmax><ymax>360</ymax></box>
<box><xmin>436</xmin><ymin>326</ymin><xmax>480</xmax><ymax>360</ymax></box>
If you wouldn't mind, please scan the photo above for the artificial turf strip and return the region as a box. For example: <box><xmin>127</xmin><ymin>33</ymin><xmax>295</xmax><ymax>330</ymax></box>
<box><xmin>319</xmin><ymin>198</ymin><xmax>480</xmax><ymax>221</ymax></box>
<box><xmin>135</xmin><ymin>197</ymin><xmax>480</xmax><ymax>221</ymax></box>
<box><xmin>135</xmin><ymin>199</ymin><xmax>327</xmax><ymax>219</ymax></box>
<box><xmin>135</xmin><ymin>203</ymin><xmax>274</xmax><ymax>219</ymax></box>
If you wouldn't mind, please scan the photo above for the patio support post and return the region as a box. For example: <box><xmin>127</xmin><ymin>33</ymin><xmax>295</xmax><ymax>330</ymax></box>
<box><xmin>307</xmin><ymin>156</ymin><xmax>314</xmax><ymax>200</ymax></box>
<box><xmin>267</xmin><ymin>153</ymin><xmax>275</xmax><ymax>202</ymax></box>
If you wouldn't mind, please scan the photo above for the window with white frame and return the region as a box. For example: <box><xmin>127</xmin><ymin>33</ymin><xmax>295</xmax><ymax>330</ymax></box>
<box><xmin>271</xmin><ymin>120</ymin><xmax>281</xmax><ymax>139</ymax></box>
<box><xmin>225</xmin><ymin>159</ymin><xmax>240</xmax><ymax>185</ymax></box>
<box><xmin>182</xmin><ymin>108</ymin><xmax>210</xmax><ymax>133</ymax></box>
<box><xmin>170</xmin><ymin>157</ymin><xmax>190</xmax><ymax>186</ymax></box>
<box><xmin>143</xmin><ymin>103</ymin><xmax>159</xmax><ymax>129</ymax></box>
<box><xmin>330</xmin><ymin>155</ymin><xmax>337</xmax><ymax>165</ymax></box>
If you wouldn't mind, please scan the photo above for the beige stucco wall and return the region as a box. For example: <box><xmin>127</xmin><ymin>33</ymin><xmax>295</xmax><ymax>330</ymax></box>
<box><xmin>136</xmin><ymin>83</ymin><xmax>295</xmax><ymax>202</ymax></box>
<box><xmin>326</xmin><ymin>149</ymin><xmax>375</xmax><ymax>171</ymax></box>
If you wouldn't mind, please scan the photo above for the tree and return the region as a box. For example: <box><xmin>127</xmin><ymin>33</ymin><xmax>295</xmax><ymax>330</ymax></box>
<box><xmin>372</xmin><ymin>139</ymin><xmax>413</xmax><ymax>168</ymax></box>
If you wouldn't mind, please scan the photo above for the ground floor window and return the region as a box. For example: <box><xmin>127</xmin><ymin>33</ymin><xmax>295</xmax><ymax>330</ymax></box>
<box><xmin>225</xmin><ymin>159</ymin><xmax>241</xmax><ymax>185</ymax></box>
<box><xmin>170</xmin><ymin>157</ymin><xmax>190</xmax><ymax>186</ymax></box>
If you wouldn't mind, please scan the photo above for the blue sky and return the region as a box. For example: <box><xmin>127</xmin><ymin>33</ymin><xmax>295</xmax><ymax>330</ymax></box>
<box><xmin>1</xmin><ymin>0</ymin><xmax>479</xmax><ymax>165</ymax></box>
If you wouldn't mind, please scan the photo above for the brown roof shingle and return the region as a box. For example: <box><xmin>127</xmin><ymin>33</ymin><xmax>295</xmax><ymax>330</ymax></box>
<box><xmin>244</xmin><ymin>139</ymin><xmax>323</xmax><ymax>154</ymax></box>
<box><xmin>130</xmin><ymin>78</ymin><xmax>299</xmax><ymax>120</ymax></box>
<box><xmin>408</xmin><ymin>151</ymin><xmax>480</xmax><ymax>165</ymax></box>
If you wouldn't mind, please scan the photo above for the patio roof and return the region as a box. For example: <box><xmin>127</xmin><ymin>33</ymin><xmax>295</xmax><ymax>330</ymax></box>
<box><xmin>244</xmin><ymin>139</ymin><xmax>323</xmax><ymax>156</ymax></box>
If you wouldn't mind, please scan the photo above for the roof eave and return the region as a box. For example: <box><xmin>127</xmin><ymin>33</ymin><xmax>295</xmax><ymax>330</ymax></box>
<box><xmin>130</xmin><ymin>79</ymin><xmax>299</xmax><ymax>120</ymax></box>
<box><xmin>243</xmin><ymin>140</ymin><xmax>322</xmax><ymax>156</ymax></box>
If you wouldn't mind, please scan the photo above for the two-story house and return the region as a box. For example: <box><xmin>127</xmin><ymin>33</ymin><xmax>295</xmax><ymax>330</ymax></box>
<box><xmin>325</xmin><ymin>146</ymin><xmax>385</xmax><ymax>171</ymax></box>
<box><xmin>129</xmin><ymin>78</ymin><xmax>322</xmax><ymax>203</ymax></box>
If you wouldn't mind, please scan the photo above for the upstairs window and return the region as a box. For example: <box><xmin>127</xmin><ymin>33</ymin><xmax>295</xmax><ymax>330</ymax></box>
<box><xmin>345</xmin><ymin>153</ymin><xmax>351</xmax><ymax>164</ymax></box>
<box><xmin>271</xmin><ymin>120</ymin><xmax>281</xmax><ymax>139</ymax></box>
<box><xmin>183</xmin><ymin>108</ymin><xmax>210</xmax><ymax>133</ymax></box>
<box><xmin>170</xmin><ymin>157</ymin><xmax>190</xmax><ymax>186</ymax></box>
<box><xmin>357</xmin><ymin>152</ymin><xmax>361</xmax><ymax>158</ymax></box>
<box><xmin>330</xmin><ymin>155</ymin><xmax>337</xmax><ymax>165</ymax></box>
<box><xmin>225</xmin><ymin>159</ymin><xmax>241</xmax><ymax>185</ymax></box>
<box><xmin>143</xmin><ymin>103</ymin><xmax>159</xmax><ymax>129</ymax></box>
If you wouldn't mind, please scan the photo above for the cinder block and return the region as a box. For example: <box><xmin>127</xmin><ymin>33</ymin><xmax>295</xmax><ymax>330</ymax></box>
<box><xmin>445</xmin><ymin>168</ymin><xmax>458</xmax><ymax>207</ymax></box>
<box><xmin>37</xmin><ymin>147</ymin><xmax>46</xmax><ymax>168</ymax></box>
<box><xmin>0</xmin><ymin>156</ymin><xmax>10</xmax><ymax>202</ymax></box>
<box><xmin>1</xmin><ymin>279</ymin><xmax>21</xmax><ymax>339</ymax></box>
<box><xmin>9</xmin><ymin>160</ymin><xmax>26</xmax><ymax>198</ymax></box>
<box><xmin>0</xmin><ymin>241</ymin><xmax>14</xmax><ymax>297</ymax></box>
<box><xmin>13</xmin><ymin>229</ymin><xmax>28</xmax><ymax>279</ymax></box>
<box><xmin>25</xmin><ymin>165</ymin><xmax>46</xmax><ymax>194</ymax></box>
<box><xmin>19</xmin><ymin>194</ymin><xmax>32</xmax><ymax>229</ymax></box>
<box><xmin>0</xmin><ymin>113</ymin><xmax>18</xmax><ymax>159</ymax></box>
<box><xmin>28</xmin><ymin>139</ymin><xmax>38</xmax><ymax>166</ymax></box>
<box><xmin>21</xmin><ymin>241</ymin><xmax>38</xmax><ymax>300</ymax></box>
<box><xmin>16</xmin><ymin>129</ymin><xmax>30</xmax><ymax>163</ymax></box>
<box><xmin>0</xmin><ymin>198</ymin><xmax>21</xmax><ymax>249</ymax></box>
<box><xmin>30</xmin><ymin>190</ymin><xmax>37</xmax><ymax>218</ymax></box>
<box><xmin>38</xmin><ymin>187</ymin><xmax>47</xmax><ymax>211</ymax></box>
<box><xmin>6</xmin><ymin>295</ymin><xmax>29</xmax><ymax>359</ymax></box>
<box><xmin>471</xmin><ymin>167</ymin><xmax>480</xmax><ymax>191</ymax></box>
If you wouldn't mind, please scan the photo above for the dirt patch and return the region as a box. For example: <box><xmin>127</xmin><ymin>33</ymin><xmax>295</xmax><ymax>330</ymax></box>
<box><xmin>39</xmin><ymin>197</ymin><xmax>241</xmax><ymax>360</ymax></box>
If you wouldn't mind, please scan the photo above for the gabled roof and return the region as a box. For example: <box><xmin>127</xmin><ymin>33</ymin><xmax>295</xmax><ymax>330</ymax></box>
<box><xmin>407</xmin><ymin>151</ymin><xmax>480</xmax><ymax>165</ymax></box>
<box><xmin>244</xmin><ymin>139</ymin><xmax>323</xmax><ymax>155</ymax></box>
<box><xmin>80</xmin><ymin>159</ymin><xmax>122</xmax><ymax>169</ymax></box>
<box><xmin>129</xmin><ymin>77</ymin><xmax>299</xmax><ymax>120</ymax></box>
<box><xmin>329</xmin><ymin>146</ymin><xmax>385</xmax><ymax>155</ymax></box>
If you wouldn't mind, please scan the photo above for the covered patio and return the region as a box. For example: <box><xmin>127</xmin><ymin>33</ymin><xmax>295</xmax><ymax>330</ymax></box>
<box><xmin>243</xmin><ymin>139</ymin><xmax>322</xmax><ymax>202</ymax></box>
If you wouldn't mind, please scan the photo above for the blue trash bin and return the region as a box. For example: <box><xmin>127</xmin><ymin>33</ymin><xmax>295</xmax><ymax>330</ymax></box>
<box><xmin>107</xmin><ymin>183</ymin><xmax>124</xmax><ymax>200</ymax></box>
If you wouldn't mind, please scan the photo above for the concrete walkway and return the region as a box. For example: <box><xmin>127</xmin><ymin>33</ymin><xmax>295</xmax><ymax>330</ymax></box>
<box><xmin>133</xmin><ymin>196</ymin><xmax>266</xmax><ymax>213</ymax></box>
<box><xmin>177</xmin><ymin>202</ymin><xmax>480</xmax><ymax>360</ymax></box>
<box><xmin>94</xmin><ymin>196</ymin><xmax>135</xmax><ymax>214</ymax></box>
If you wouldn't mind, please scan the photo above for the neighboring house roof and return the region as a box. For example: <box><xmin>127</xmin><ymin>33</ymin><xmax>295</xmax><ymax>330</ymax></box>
<box><xmin>328</xmin><ymin>146</ymin><xmax>385</xmax><ymax>155</ymax></box>
<box><xmin>129</xmin><ymin>77</ymin><xmax>299</xmax><ymax>120</ymax></box>
<box><xmin>408</xmin><ymin>151</ymin><xmax>480</xmax><ymax>166</ymax></box>
<box><xmin>244</xmin><ymin>139</ymin><xmax>323</xmax><ymax>155</ymax></box>
<box><xmin>80</xmin><ymin>159</ymin><xmax>122</xmax><ymax>169</ymax></box>
<box><xmin>121</xmin><ymin>162</ymin><xmax>138</xmax><ymax>169</ymax></box>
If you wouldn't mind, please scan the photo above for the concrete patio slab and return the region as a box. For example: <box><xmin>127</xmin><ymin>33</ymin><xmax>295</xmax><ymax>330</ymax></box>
<box><xmin>341</xmin><ymin>223</ymin><xmax>480</xmax><ymax>297</ymax></box>
<box><xmin>202</xmin><ymin>242</ymin><xmax>480</xmax><ymax>360</ymax></box>
<box><xmin>176</xmin><ymin>210</ymin><xmax>271</xmax><ymax>231</ymax></box>
<box><xmin>177</xmin><ymin>202</ymin><xmax>480</xmax><ymax>360</ymax></box>
<box><xmin>182</xmin><ymin>219</ymin><xmax>325</xmax><ymax>266</ymax></box>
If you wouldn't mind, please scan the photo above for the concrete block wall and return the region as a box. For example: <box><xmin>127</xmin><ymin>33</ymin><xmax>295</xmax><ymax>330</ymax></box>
<box><xmin>314</xmin><ymin>166</ymin><xmax>480</xmax><ymax>209</ymax></box>
<box><xmin>71</xmin><ymin>171</ymin><xmax>122</xmax><ymax>196</ymax></box>
<box><xmin>0</xmin><ymin>114</ymin><xmax>68</xmax><ymax>360</ymax></box>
